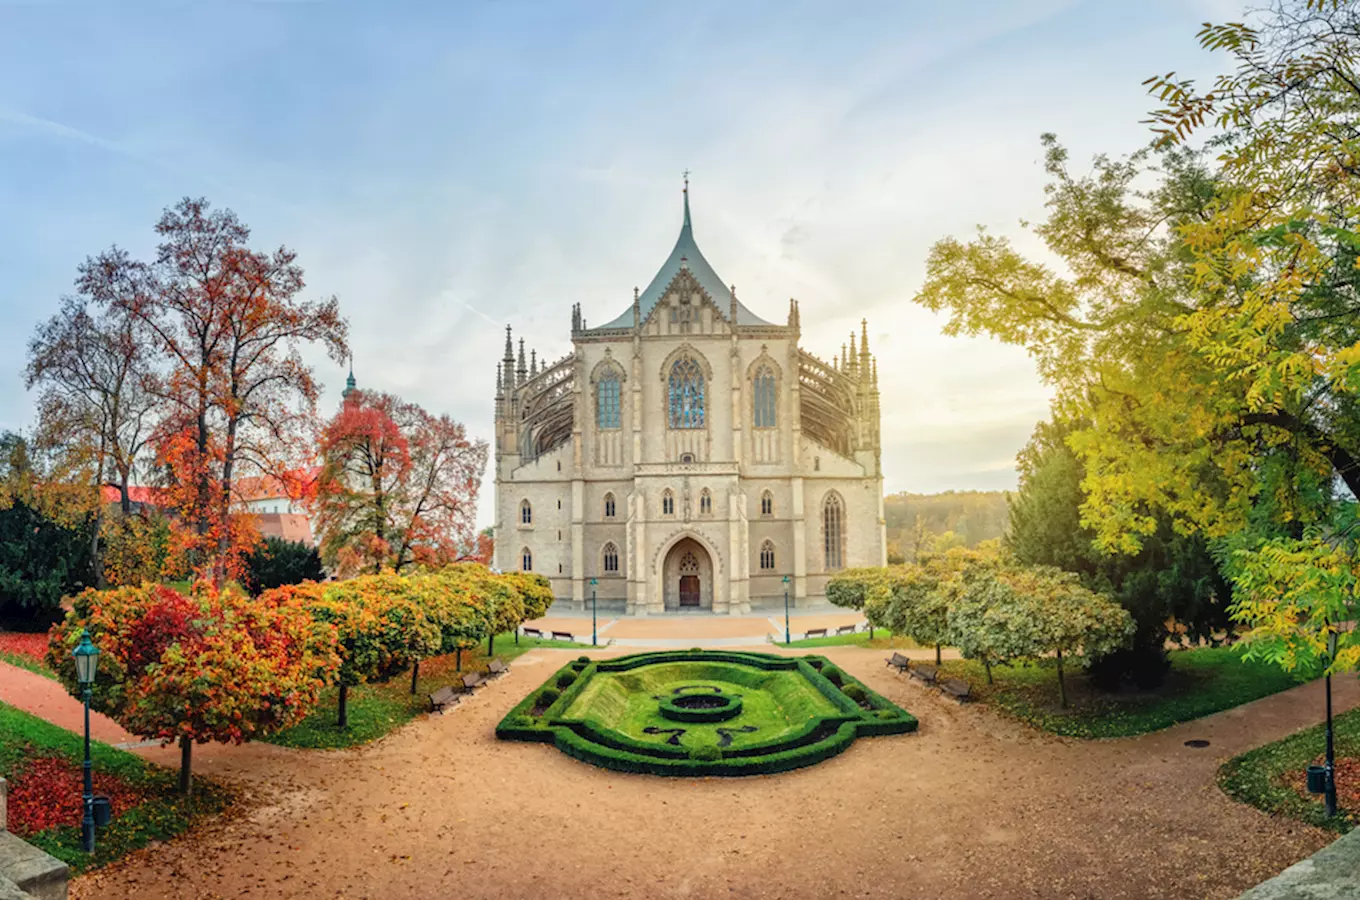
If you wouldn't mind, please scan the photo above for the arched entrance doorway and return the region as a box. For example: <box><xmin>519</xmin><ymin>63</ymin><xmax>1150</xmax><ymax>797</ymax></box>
<box><xmin>662</xmin><ymin>537</ymin><xmax>713</xmax><ymax>611</ymax></box>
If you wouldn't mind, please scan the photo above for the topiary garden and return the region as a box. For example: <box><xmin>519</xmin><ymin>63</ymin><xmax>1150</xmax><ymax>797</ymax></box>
<box><xmin>495</xmin><ymin>649</ymin><xmax>916</xmax><ymax>776</ymax></box>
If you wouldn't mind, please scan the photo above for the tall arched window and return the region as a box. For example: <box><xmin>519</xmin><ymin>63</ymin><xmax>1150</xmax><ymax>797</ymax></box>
<box><xmin>602</xmin><ymin>542</ymin><xmax>619</xmax><ymax>573</ymax></box>
<box><xmin>760</xmin><ymin>491</ymin><xmax>773</xmax><ymax>518</ymax></box>
<box><xmin>699</xmin><ymin>489</ymin><xmax>712</xmax><ymax>515</ymax></box>
<box><xmin>823</xmin><ymin>492</ymin><xmax>844</xmax><ymax>571</ymax></box>
<box><xmin>603</xmin><ymin>492</ymin><xmax>616</xmax><ymax>519</ymax></box>
<box><xmin>521</xmin><ymin>547</ymin><xmax>533</xmax><ymax>571</ymax></box>
<box><xmin>662</xmin><ymin>489</ymin><xmax>675</xmax><ymax>516</ymax></box>
<box><xmin>760</xmin><ymin>540</ymin><xmax>776</xmax><ymax>571</ymax></box>
<box><xmin>668</xmin><ymin>356</ymin><xmax>705</xmax><ymax>429</ymax></box>
<box><xmin>752</xmin><ymin>365</ymin><xmax>777</xmax><ymax>428</ymax></box>
<box><xmin>520</xmin><ymin>499</ymin><xmax>532</xmax><ymax>525</ymax></box>
<box><xmin>597</xmin><ymin>372</ymin><xmax>621</xmax><ymax>430</ymax></box>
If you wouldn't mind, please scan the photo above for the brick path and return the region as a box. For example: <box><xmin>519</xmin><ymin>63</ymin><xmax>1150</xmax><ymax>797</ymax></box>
<box><xmin>0</xmin><ymin>661</ymin><xmax>140</xmax><ymax>745</ymax></box>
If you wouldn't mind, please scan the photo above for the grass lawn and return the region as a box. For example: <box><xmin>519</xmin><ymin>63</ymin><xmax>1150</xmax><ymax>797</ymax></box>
<box><xmin>0</xmin><ymin>702</ymin><xmax>228</xmax><ymax>873</ymax></box>
<box><xmin>1219</xmin><ymin>706</ymin><xmax>1358</xmax><ymax>833</ymax></box>
<box><xmin>934</xmin><ymin>647</ymin><xmax>1305</xmax><ymax>738</ymax></box>
<box><xmin>781</xmin><ymin>629</ymin><xmax>923</xmax><ymax>650</ymax></box>
<box><xmin>265</xmin><ymin>630</ymin><xmax>595</xmax><ymax>750</ymax></box>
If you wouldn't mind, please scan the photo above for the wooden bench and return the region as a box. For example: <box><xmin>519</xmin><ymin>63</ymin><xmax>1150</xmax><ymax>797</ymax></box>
<box><xmin>522</xmin><ymin>627</ymin><xmax>543</xmax><ymax>638</ymax></box>
<box><xmin>461</xmin><ymin>672</ymin><xmax>487</xmax><ymax>692</ymax></box>
<box><xmin>834</xmin><ymin>624</ymin><xmax>856</xmax><ymax>636</ymax></box>
<box><xmin>804</xmin><ymin>627</ymin><xmax>828</xmax><ymax>639</ymax></box>
<box><xmin>551</xmin><ymin>630</ymin><xmax>574</xmax><ymax>642</ymax></box>
<box><xmin>487</xmin><ymin>659</ymin><xmax>509</xmax><ymax>677</ymax></box>
<box><xmin>885</xmin><ymin>652</ymin><xmax>911</xmax><ymax>673</ymax></box>
<box><xmin>939</xmin><ymin>678</ymin><xmax>972</xmax><ymax>701</ymax></box>
<box><xmin>909</xmin><ymin>664</ymin><xmax>938</xmax><ymax>685</ymax></box>
<box><xmin>429</xmin><ymin>686</ymin><xmax>460</xmax><ymax>712</ymax></box>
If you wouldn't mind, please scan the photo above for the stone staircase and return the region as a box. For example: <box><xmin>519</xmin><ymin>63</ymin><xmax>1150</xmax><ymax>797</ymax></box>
<box><xmin>0</xmin><ymin>778</ymin><xmax>68</xmax><ymax>900</ymax></box>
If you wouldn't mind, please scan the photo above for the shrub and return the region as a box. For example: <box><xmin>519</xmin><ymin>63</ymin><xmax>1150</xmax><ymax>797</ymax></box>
<box><xmin>689</xmin><ymin>745</ymin><xmax>722</xmax><ymax>762</ymax></box>
<box><xmin>822</xmin><ymin>666</ymin><xmax>844</xmax><ymax>686</ymax></box>
<box><xmin>842</xmin><ymin>683</ymin><xmax>867</xmax><ymax>703</ymax></box>
<box><xmin>243</xmin><ymin>536</ymin><xmax>324</xmax><ymax>596</ymax></box>
<box><xmin>690</xmin><ymin>647</ymin><xmax>703</xmax><ymax>652</ymax></box>
<box><xmin>577</xmin><ymin>655</ymin><xmax>590</xmax><ymax>663</ymax></box>
<box><xmin>510</xmin><ymin>714</ymin><xmax>534</xmax><ymax>727</ymax></box>
<box><xmin>537</xmin><ymin>688</ymin><xmax>560</xmax><ymax>708</ymax></box>
<box><xmin>556</xmin><ymin>672</ymin><xmax>577</xmax><ymax>689</ymax></box>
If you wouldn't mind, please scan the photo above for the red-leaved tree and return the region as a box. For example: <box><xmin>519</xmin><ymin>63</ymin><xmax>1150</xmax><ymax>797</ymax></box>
<box><xmin>79</xmin><ymin>198</ymin><xmax>348</xmax><ymax>585</ymax></box>
<box><xmin>314</xmin><ymin>390</ymin><xmax>486</xmax><ymax>576</ymax></box>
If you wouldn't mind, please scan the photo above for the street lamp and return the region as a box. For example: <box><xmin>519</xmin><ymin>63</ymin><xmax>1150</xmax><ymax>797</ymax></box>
<box><xmin>782</xmin><ymin>575</ymin><xmax>791</xmax><ymax>646</ymax></box>
<box><xmin>1307</xmin><ymin>628</ymin><xmax>1342</xmax><ymax>817</ymax></box>
<box><xmin>72</xmin><ymin>629</ymin><xmax>100</xmax><ymax>853</ymax></box>
<box><xmin>590</xmin><ymin>578</ymin><xmax>598</xmax><ymax>647</ymax></box>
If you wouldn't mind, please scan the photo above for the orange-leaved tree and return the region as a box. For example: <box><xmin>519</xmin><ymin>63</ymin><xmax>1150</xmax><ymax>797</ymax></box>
<box><xmin>314</xmin><ymin>390</ymin><xmax>486</xmax><ymax>577</ymax></box>
<box><xmin>80</xmin><ymin>198</ymin><xmax>348</xmax><ymax>586</ymax></box>
<box><xmin>47</xmin><ymin>582</ymin><xmax>340</xmax><ymax>794</ymax></box>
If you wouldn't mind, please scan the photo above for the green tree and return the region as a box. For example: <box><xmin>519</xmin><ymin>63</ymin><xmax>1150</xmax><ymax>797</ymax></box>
<box><xmin>244</xmin><ymin>536</ymin><xmax>324</xmax><ymax>596</ymax></box>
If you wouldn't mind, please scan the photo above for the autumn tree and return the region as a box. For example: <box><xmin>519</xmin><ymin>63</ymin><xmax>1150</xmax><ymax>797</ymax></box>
<box><xmin>47</xmin><ymin>582</ymin><xmax>339</xmax><ymax>794</ymax></box>
<box><xmin>315</xmin><ymin>390</ymin><xmax>486</xmax><ymax>576</ymax></box>
<box><xmin>81</xmin><ymin>198</ymin><xmax>348</xmax><ymax>586</ymax></box>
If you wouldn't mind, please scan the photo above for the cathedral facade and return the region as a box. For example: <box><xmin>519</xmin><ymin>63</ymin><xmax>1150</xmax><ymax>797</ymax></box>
<box><xmin>493</xmin><ymin>187</ymin><xmax>885</xmax><ymax>615</ymax></box>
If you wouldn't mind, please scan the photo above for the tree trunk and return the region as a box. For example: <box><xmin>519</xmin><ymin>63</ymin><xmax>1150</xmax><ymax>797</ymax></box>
<box><xmin>410</xmin><ymin>660</ymin><xmax>420</xmax><ymax>695</ymax></box>
<box><xmin>488</xmin><ymin>631</ymin><xmax>495</xmax><ymax>658</ymax></box>
<box><xmin>935</xmin><ymin>643</ymin><xmax>942</xmax><ymax>666</ymax></box>
<box><xmin>983</xmin><ymin>658</ymin><xmax>993</xmax><ymax>685</ymax></box>
<box><xmin>1056</xmin><ymin>649</ymin><xmax>1067</xmax><ymax>709</ymax></box>
<box><xmin>455</xmin><ymin>648</ymin><xmax>462</xmax><ymax>672</ymax></box>
<box><xmin>338</xmin><ymin>684</ymin><xmax>349</xmax><ymax>729</ymax></box>
<box><xmin>178</xmin><ymin>735</ymin><xmax>193</xmax><ymax>796</ymax></box>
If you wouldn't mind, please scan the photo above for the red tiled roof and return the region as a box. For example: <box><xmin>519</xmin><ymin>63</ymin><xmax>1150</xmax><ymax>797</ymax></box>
<box><xmin>233</xmin><ymin>467</ymin><xmax>322</xmax><ymax>504</ymax></box>
<box><xmin>100</xmin><ymin>484</ymin><xmax>167</xmax><ymax>506</ymax></box>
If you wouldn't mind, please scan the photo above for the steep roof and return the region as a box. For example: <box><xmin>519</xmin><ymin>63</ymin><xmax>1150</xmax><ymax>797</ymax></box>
<box><xmin>597</xmin><ymin>188</ymin><xmax>773</xmax><ymax>329</ymax></box>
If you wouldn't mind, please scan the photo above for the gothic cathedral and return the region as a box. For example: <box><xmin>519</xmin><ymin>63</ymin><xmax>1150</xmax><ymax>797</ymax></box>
<box><xmin>493</xmin><ymin>185</ymin><xmax>885</xmax><ymax>615</ymax></box>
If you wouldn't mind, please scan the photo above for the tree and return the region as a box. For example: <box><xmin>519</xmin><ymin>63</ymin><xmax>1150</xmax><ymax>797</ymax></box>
<box><xmin>47</xmin><ymin>582</ymin><xmax>339</xmax><ymax>794</ymax></box>
<box><xmin>26</xmin><ymin>295</ymin><xmax>157</xmax><ymax>583</ymax></box>
<box><xmin>99</xmin><ymin>509</ymin><xmax>172</xmax><ymax>588</ymax></box>
<box><xmin>243</xmin><ymin>536</ymin><xmax>324</xmax><ymax>596</ymax></box>
<box><xmin>314</xmin><ymin>390</ymin><xmax>486</xmax><ymax>576</ymax></box>
<box><xmin>82</xmin><ymin>198</ymin><xmax>348</xmax><ymax>586</ymax></box>
<box><xmin>1007</xmin><ymin>418</ymin><xmax>1233</xmax><ymax>687</ymax></box>
<box><xmin>0</xmin><ymin>432</ymin><xmax>94</xmax><ymax>622</ymax></box>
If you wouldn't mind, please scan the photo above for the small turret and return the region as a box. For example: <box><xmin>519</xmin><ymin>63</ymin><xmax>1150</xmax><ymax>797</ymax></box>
<box><xmin>342</xmin><ymin>358</ymin><xmax>357</xmax><ymax>402</ymax></box>
<box><xmin>729</xmin><ymin>284</ymin><xmax>738</xmax><ymax>326</ymax></box>
<box><xmin>503</xmin><ymin>325</ymin><xmax>516</xmax><ymax>389</ymax></box>
<box><xmin>530</xmin><ymin>349</ymin><xmax>538</xmax><ymax>377</ymax></box>
<box><xmin>517</xmin><ymin>338</ymin><xmax>527</xmax><ymax>381</ymax></box>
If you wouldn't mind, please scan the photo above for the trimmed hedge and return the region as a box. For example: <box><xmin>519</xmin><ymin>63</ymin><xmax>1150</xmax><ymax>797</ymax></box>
<box><xmin>494</xmin><ymin>650</ymin><xmax>917</xmax><ymax>776</ymax></box>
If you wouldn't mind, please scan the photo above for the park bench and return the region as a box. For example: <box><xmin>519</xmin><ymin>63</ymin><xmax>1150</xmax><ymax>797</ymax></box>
<box><xmin>461</xmin><ymin>672</ymin><xmax>487</xmax><ymax>692</ymax></box>
<box><xmin>428</xmin><ymin>685</ymin><xmax>460</xmax><ymax>713</ymax></box>
<box><xmin>834</xmin><ymin>624</ymin><xmax>856</xmax><ymax>636</ymax></box>
<box><xmin>804</xmin><ymin>627</ymin><xmax>828</xmax><ymax>639</ymax></box>
<box><xmin>909</xmin><ymin>664</ymin><xmax>938</xmax><ymax>685</ymax></box>
<box><xmin>885</xmin><ymin>652</ymin><xmax>911</xmax><ymax>673</ymax></box>
<box><xmin>487</xmin><ymin>659</ymin><xmax>510</xmax><ymax>677</ymax></box>
<box><xmin>522</xmin><ymin>627</ymin><xmax>543</xmax><ymax>638</ymax></box>
<box><xmin>551</xmin><ymin>630</ymin><xmax>574</xmax><ymax>641</ymax></box>
<box><xmin>939</xmin><ymin>678</ymin><xmax>972</xmax><ymax>702</ymax></box>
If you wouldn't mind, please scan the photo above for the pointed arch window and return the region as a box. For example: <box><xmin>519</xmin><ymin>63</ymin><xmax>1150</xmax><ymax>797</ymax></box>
<box><xmin>602</xmin><ymin>542</ymin><xmax>620</xmax><ymax>574</ymax></box>
<box><xmin>823</xmin><ymin>492</ymin><xmax>845</xmax><ymax>571</ymax></box>
<box><xmin>760</xmin><ymin>540</ymin><xmax>776</xmax><ymax>571</ymax></box>
<box><xmin>753</xmin><ymin>365</ymin><xmax>777</xmax><ymax>428</ymax></box>
<box><xmin>760</xmin><ymin>491</ymin><xmax>773</xmax><ymax>518</ymax></box>
<box><xmin>520</xmin><ymin>499</ymin><xmax>532</xmax><ymax>525</ymax></box>
<box><xmin>662</xmin><ymin>489</ymin><xmax>675</xmax><ymax>517</ymax></box>
<box><xmin>668</xmin><ymin>356</ymin><xmax>705</xmax><ymax>429</ymax></box>
<box><xmin>603</xmin><ymin>492</ymin><xmax>616</xmax><ymax>520</ymax></box>
<box><xmin>521</xmin><ymin>547</ymin><xmax>533</xmax><ymax>572</ymax></box>
<box><xmin>699</xmin><ymin>489</ymin><xmax>712</xmax><ymax>515</ymax></box>
<box><xmin>597</xmin><ymin>371</ymin><xmax>621</xmax><ymax>430</ymax></box>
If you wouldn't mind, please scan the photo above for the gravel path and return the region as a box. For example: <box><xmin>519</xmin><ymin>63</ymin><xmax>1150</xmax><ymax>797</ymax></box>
<box><xmin>71</xmin><ymin>647</ymin><xmax>1360</xmax><ymax>900</ymax></box>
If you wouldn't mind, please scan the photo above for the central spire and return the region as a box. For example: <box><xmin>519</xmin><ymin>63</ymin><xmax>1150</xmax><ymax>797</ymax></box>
<box><xmin>682</xmin><ymin>169</ymin><xmax>691</xmax><ymax>231</ymax></box>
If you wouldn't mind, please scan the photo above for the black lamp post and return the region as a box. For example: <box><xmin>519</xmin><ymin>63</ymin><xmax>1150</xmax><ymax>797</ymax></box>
<box><xmin>72</xmin><ymin>629</ymin><xmax>100</xmax><ymax>853</ymax></box>
<box><xmin>1307</xmin><ymin>629</ymin><xmax>1341</xmax><ymax>817</ymax></box>
<box><xmin>590</xmin><ymin>578</ymin><xmax>598</xmax><ymax>647</ymax></box>
<box><xmin>782</xmin><ymin>575</ymin><xmax>791</xmax><ymax>646</ymax></box>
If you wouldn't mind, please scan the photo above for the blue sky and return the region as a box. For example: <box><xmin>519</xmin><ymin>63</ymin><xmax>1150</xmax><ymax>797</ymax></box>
<box><xmin>0</xmin><ymin>0</ymin><xmax>1239</xmax><ymax>525</ymax></box>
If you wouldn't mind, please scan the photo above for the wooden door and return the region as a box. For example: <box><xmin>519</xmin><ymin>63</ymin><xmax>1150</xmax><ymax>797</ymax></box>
<box><xmin>679</xmin><ymin>574</ymin><xmax>700</xmax><ymax>607</ymax></box>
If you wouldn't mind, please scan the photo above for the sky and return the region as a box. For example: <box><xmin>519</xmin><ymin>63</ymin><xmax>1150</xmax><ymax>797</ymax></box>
<box><xmin>0</xmin><ymin>0</ymin><xmax>1243</xmax><ymax>527</ymax></box>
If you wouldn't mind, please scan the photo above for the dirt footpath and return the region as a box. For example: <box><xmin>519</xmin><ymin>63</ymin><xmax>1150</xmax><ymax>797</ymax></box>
<box><xmin>73</xmin><ymin>648</ymin><xmax>1359</xmax><ymax>900</ymax></box>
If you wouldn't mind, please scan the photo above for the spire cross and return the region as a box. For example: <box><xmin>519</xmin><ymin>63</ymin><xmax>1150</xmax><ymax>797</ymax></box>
<box><xmin>682</xmin><ymin>169</ymin><xmax>690</xmax><ymax>191</ymax></box>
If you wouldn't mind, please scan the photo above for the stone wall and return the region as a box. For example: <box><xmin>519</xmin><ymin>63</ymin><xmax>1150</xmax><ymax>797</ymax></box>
<box><xmin>0</xmin><ymin>777</ymin><xmax>70</xmax><ymax>900</ymax></box>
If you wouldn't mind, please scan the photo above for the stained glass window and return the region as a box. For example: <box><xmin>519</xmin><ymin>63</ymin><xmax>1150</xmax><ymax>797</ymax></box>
<box><xmin>597</xmin><ymin>373</ymin><xmax>621</xmax><ymax>430</ymax></box>
<box><xmin>668</xmin><ymin>357</ymin><xmax>705</xmax><ymax>429</ymax></box>
<box><xmin>753</xmin><ymin>365</ymin><xmax>777</xmax><ymax>428</ymax></box>
<box><xmin>700</xmin><ymin>489</ymin><xmax>711</xmax><ymax>515</ymax></box>
<box><xmin>760</xmin><ymin>491</ymin><xmax>773</xmax><ymax>517</ymax></box>
<box><xmin>760</xmin><ymin>541</ymin><xmax>776</xmax><ymax>571</ymax></box>
<box><xmin>521</xmin><ymin>547</ymin><xmax>533</xmax><ymax>571</ymax></box>
<box><xmin>823</xmin><ymin>493</ymin><xmax>844</xmax><ymax>571</ymax></box>
<box><xmin>604</xmin><ymin>493</ymin><xmax>616</xmax><ymax>519</ymax></box>
<box><xmin>603</xmin><ymin>542</ymin><xmax>619</xmax><ymax>573</ymax></box>
<box><xmin>662</xmin><ymin>490</ymin><xmax>675</xmax><ymax>516</ymax></box>
<box><xmin>520</xmin><ymin>500</ymin><xmax>532</xmax><ymax>525</ymax></box>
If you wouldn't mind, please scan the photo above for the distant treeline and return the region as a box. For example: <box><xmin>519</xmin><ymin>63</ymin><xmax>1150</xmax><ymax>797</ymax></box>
<box><xmin>883</xmin><ymin>490</ymin><xmax>1010</xmax><ymax>562</ymax></box>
